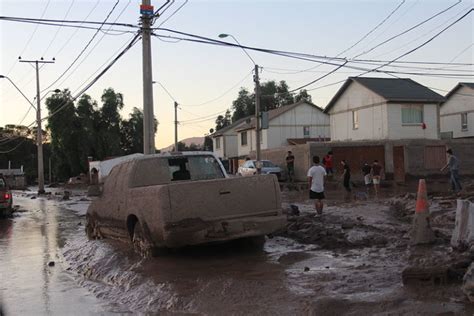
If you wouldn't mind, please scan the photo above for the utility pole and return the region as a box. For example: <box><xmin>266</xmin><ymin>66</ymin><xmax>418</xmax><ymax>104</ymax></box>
<box><xmin>174</xmin><ymin>101</ymin><xmax>178</xmax><ymax>151</ymax></box>
<box><xmin>141</xmin><ymin>0</ymin><xmax>156</xmax><ymax>154</ymax></box>
<box><xmin>19</xmin><ymin>58</ymin><xmax>55</xmax><ymax>194</ymax></box>
<box><xmin>254</xmin><ymin>64</ymin><xmax>261</xmax><ymax>174</ymax></box>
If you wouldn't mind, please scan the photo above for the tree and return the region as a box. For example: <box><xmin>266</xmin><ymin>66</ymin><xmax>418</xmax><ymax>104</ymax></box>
<box><xmin>203</xmin><ymin>135</ymin><xmax>213</xmax><ymax>151</ymax></box>
<box><xmin>295</xmin><ymin>89</ymin><xmax>312</xmax><ymax>103</ymax></box>
<box><xmin>215</xmin><ymin>109</ymin><xmax>232</xmax><ymax>131</ymax></box>
<box><xmin>121</xmin><ymin>107</ymin><xmax>144</xmax><ymax>155</ymax></box>
<box><xmin>46</xmin><ymin>89</ymin><xmax>84</xmax><ymax>179</ymax></box>
<box><xmin>96</xmin><ymin>88</ymin><xmax>124</xmax><ymax>159</ymax></box>
<box><xmin>231</xmin><ymin>88</ymin><xmax>253</xmax><ymax>122</ymax></box>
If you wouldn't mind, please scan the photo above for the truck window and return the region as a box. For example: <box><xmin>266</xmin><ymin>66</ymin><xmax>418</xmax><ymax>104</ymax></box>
<box><xmin>188</xmin><ymin>156</ymin><xmax>225</xmax><ymax>181</ymax></box>
<box><xmin>0</xmin><ymin>178</ymin><xmax>6</xmax><ymax>188</ymax></box>
<box><xmin>169</xmin><ymin>158</ymin><xmax>191</xmax><ymax>181</ymax></box>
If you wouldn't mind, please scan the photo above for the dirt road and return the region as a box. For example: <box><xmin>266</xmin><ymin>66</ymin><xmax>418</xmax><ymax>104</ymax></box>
<box><xmin>1</xmin><ymin>184</ymin><xmax>474</xmax><ymax>315</ymax></box>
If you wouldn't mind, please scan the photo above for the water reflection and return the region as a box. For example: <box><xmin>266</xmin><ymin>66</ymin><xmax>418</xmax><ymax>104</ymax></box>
<box><xmin>0</xmin><ymin>194</ymin><xmax>106</xmax><ymax>315</ymax></box>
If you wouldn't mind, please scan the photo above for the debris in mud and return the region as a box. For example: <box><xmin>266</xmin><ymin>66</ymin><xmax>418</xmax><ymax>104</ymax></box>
<box><xmin>63</xmin><ymin>191</ymin><xmax>71</xmax><ymax>200</ymax></box>
<box><xmin>48</xmin><ymin>261</ymin><xmax>55</xmax><ymax>267</ymax></box>
<box><xmin>281</xmin><ymin>212</ymin><xmax>390</xmax><ymax>250</ymax></box>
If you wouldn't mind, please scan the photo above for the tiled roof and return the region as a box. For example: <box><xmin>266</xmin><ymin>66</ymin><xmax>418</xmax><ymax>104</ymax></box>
<box><xmin>444</xmin><ymin>82</ymin><xmax>474</xmax><ymax>102</ymax></box>
<box><xmin>236</xmin><ymin>100</ymin><xmax>324</xmax><ymax>132</ymax></box>
<box><xmin>325</xmin><ymin>77</ymin><xmax>445</xmax><ymax>112</ymax></box>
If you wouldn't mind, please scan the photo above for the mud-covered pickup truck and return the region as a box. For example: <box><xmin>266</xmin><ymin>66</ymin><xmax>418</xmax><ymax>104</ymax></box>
<box><xmin>86</xmin><ymin>152</ymin><xmax>286</xmax><ymax>256</ymax></box>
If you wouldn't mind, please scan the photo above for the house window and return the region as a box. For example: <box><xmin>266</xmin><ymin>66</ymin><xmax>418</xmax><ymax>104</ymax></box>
<box><xmin>241</xmin><ymin>131</ymin><xmax>248</xmax><ymax>146</ymax></box>
<box><xmin>401</xmin><ymin>105</ymin><xmax>423</xmax><ymax>124</ymax></box>
<box><xmin>461</xmin><ymin>113</ymin><xmax>468</xmax><ymax>131</ymax></box>
<box><xmin>303</xmin><ymin>126</ymin><xmax>310</xmax><ymax>138</ymax></box>
<box><xmin>215</xmin><ymin>137</ymin><xmax>221</xmax><ymax>149</ymax></box>
<box><xmin>352</xmin><ymin>110</ymin><xmax>359</xmax><ymax>130</ymax></box>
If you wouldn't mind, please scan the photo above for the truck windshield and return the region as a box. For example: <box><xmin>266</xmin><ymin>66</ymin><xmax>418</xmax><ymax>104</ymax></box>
<box><xmin>168</xmin><ymin>156</ymin><xmax>224</xmax><ymax>181</ymax></box>
<box><xmin>0</xmin><ymin>178</ymin><xmax>5</xmax><ymax>188</ymax></box>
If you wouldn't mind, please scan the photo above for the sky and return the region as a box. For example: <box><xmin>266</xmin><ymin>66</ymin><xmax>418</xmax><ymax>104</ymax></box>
<box><xmin>1</xmin><ymin>0</ymin><xmax>473</xmax><ymax>149</ymax></box>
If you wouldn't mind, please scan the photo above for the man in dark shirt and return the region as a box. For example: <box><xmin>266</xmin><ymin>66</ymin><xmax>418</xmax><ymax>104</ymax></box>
<box><xmin>286</xmin><ymin>151</ymin><xmax>295</xmax><ymax>182</ymax></box>
<box><xmin>341</xmin><ymin>160</ymin><xmax>351</xmax><ymax>201</ymax></box>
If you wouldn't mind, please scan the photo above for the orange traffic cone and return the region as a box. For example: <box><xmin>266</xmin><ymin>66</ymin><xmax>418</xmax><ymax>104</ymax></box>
<box><xmin>410</xmin><ymin>179</ymin><xmax>435</xmax><ymax>245</ymax></box>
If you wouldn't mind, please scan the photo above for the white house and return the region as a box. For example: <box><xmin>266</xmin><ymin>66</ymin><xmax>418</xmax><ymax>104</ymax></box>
<box><xmin>440</xmin><ymin>82</ymin><xmax>474</xmax><ymax>139</ymax></box>
<box><xmin>324</xmin><ymin>77</ymin><xmax>445</xmax><ymax>141</ymax></box>
<box><xmin>212</xmin><ymin>116</ymin><xmax>250</xmax><ymax>159</ymax></box>
<box><xmin>235</xmin><ymin>100</ymin><xmax>330</xmax><ymax>158</ymax></box>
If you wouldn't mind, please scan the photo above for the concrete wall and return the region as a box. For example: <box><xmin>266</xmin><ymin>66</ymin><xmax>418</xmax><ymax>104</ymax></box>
<box><xmin>266</xmin><ymin>103</ymin><xmax>329</xmax><ymax>149</ymax></box>
<box><xmin>328</xmin><ymin>81</ymin><xmax>387</xmax><ymax>141</ymax></box>
<box><xmin>250</xmin><ymin>144</ymin><xmax>311</xmax><ymax>182</ymax></box>
<box><xmin>441</xmin><ymin>86</ymin><xmax>474</xmax><ymax>139</ymax></box>
<box><xmin>386</xmin><ymin>103</ymin><xmax>440</xmax><ymax>140</ymax></box>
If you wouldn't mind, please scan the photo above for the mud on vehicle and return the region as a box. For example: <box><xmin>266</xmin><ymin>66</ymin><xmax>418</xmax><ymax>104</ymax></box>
<box><xmin>86</xmin><ymin>152</ymin><xmax>286</xmax><ymax>257</ymax></box>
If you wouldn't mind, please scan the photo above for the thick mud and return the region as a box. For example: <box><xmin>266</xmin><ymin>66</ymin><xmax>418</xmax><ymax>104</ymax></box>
<box><xmin>2</xmin><ymin>181</ymin><xmax>474</xmax><ymax>315</ymax></box>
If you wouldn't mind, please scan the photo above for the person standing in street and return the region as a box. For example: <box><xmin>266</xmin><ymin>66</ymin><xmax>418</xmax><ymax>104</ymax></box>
<box><xmin>341</xmin><ymin>160</ymin><xmax>351</xmax><ymax>201</ymax></box>
<box><xmin>286</xmin><ymin>151</ymin><xmax>295</xmax><ymax>182</ymax></box>
<box><xmin>371</xmin><ymin>160</ymin><xmax>383</xmax><ymax>198</ymax></box>
<box><xmin>307</xmin><ymin>156</ymin><xmax>327</xmax><ymax>215</ymax></box>
<box><xmin>441</xmin><ymin>149</ymin><xmax>462</xmax><ymax>194</ymax></box>
<box><xmin>362</xmin><ymin>162</ymin><xmax>372</xmax><ymax>193</ymax></box>
<box><xmin>323</xmin><ymin>151</ymin><xmax>334</xmax><ymax>179</ymax></box>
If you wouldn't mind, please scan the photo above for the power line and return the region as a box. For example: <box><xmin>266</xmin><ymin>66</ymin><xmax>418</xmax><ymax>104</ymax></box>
<box><xmin>52</xmin><ymin>0</ymin><xmax>132</xmax><ymax>93</ymax></box>
<box><xmin>152</xmin><ymin>32</ymin><xmax>473</xmax><ymax>79</ymax></box>
<box><xmin>372</xmin><ymin>4</ymin><xmax>472</xmax><ymax>58</ymax></box>
<box><xmin>42</xmin><ymin>0</ymin><xmax>76</xmax><ymax>57</ymax></box>
<box><xmin>40</xmin><ymin>0</ymin><xmax>121</xmax><ymax>94</ymax></box>
<box><xmin>0</xmin><ymin>138</ymin><xmax>28</xmax><ymax>154</ymax></box>
<box><xmin>4</xmin><ymin>0</ymin><xmax>51</xmax><ymax>77</ymax></box>
<box><xmin>180</xmin><ymin>70</ymin><xmax>253</xmax><ymax>106</ymax></box>
<box><xmin>352</xmin><ymin>0</ymin><xmax>462</xmax><ymax>59</ymax></box>
<box><xmin>360</xmin><ymin>8</ymin><xmax>473</xmax><ymax>77</ymax></box>
<box><xmin>42</xmin><ymin>33</ymin><xmax>141</xmax><ymax>122</ymax></box>
<box><xmin>155</xmin><ymin>0</ymin><xmax>188</xmax><ymax>28</ymax></box>
<box><xmin>297</xmin><ymin>0</ymin><xmax>406</xmax><ymax>75</ymax></box>
<box><xmin>449</xmin><ymin>42</ymin><xmax>474</xmax><ymax>62</ymax></box>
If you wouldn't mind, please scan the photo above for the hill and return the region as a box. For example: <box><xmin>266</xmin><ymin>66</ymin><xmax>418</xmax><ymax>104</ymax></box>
<box><xmin>159</xmin><ymin>136</ymin><xmax>205</xmax><ymax>152</ymax></box>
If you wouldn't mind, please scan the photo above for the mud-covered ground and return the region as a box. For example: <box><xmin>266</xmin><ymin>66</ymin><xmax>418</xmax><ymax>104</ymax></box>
<box><xmin>1</xmin><ymin>180</ymin><xmax>474</xmax><ymax>315</ymax></box>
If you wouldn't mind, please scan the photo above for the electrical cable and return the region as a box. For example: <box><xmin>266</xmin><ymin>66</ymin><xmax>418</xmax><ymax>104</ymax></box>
<box><xmin>372</xmin><ymin>4</ymin><xmax>472</xmax><ymax>58</ymax></box>
<box><xmin>52</xmin><ymin>0</ymin><xmax>132</xmax><ymax>93</ymax></box>
<box><xmin>4</xmin><ymin>0</ymin><xmax>51</xmax><ymax>77</ymax></box>
<box><xmin>297</xmin><ymin>0</ymin><xmax>406</xmax><ymax>75</ymax></box>
<box><xmin>156</xmin><ymin>0</ymin><xmax>188</xmax><ymax>28</ymax></box>
<box><xmin>351</xmin><ymin>0</ymin><xmax>462</xmax><ymax>58</ymax></box>
<box><xmin>42</xmin><ymin>0</ymin><xmax>76</xmax><ymax>56</ymax></box>
<box><xmin>40</xmin><ymin>0</ymin><xmax>121</xmax><ymax>94</ymax></box>
<box><xmin>43</xmin><ymin>33</ymin><xmax>141</xmax><ymax>122</ymax></box>
<box><xmin>0</xmin><ymin>138</ymin><xmax>28</xmax><ymax>154</ymax></box>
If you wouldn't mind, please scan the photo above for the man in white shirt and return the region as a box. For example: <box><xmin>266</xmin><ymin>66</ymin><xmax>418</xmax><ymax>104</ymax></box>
<box><xmin>307</xmin><ymin>155</ymin><xmax>327</xmax><ymax>215</ymax></box>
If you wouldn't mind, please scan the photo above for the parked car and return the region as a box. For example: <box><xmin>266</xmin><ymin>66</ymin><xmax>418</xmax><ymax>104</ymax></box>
<box><xmin>86</xmin><ymin>152</ymin><xmax>286</xmax><ymax>256</ymax></box>
<box><xmin>0</xmin><ymin>175</ymin><xmax>13</xmax><ymax>217</ymax></box>
<box><xmin>237</xmin><ymin>160</ymin><xmax>284</xmax><ymax>181</ymax></box>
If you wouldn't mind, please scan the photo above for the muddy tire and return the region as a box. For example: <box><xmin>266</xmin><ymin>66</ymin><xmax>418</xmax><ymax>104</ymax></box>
<box><xmin>86</xmin><ymin>214</ymin><xmax>101</xmax><ymax>240</ymax></box>
<box><xmin>132</xmin><ymin>222</ymin><xmax>152</xmax><ymax>258</ymax></box>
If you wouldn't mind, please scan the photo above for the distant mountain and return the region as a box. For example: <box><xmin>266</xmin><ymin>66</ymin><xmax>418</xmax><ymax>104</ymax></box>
<box><xmin>159</xmin><ymin>136</ymin><xmax>205</xmax><ymax>152</ymax></box>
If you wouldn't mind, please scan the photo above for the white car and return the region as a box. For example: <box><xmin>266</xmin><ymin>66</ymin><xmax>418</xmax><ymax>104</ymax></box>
<box><xmin>238</xmin><ymin>160</ymin><xmax>283</xmax><ymax>181</ymax></box>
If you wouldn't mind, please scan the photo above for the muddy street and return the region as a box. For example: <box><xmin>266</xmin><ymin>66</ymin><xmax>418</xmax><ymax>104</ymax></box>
<box><xmin>1</xmin><ymin>185</ymin><xmax>474</xmax><ymax>315</ymax></box>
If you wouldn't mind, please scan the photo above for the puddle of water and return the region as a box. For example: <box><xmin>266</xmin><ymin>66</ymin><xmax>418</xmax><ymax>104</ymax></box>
<box><xmin>0</xmin><ymin>194</ymin><xmax>113</xmax><ymax>315</ymax></box>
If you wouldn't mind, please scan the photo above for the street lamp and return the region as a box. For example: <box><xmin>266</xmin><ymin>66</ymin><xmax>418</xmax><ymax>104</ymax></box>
<box><xmin>0</xmin><ymin>75</ymin><xmax>59</xmax><ymax>194</ymax></box>
<box><xmin>0</xmin><ymin>75</ymin><xmax>36</xmax><ymax>110</ymax></box>
<box><xmin>218</xmin><ymin>33</ymin><xmax>262</xmax><ymax>173</ymax></box>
